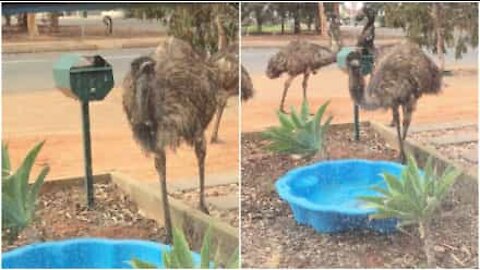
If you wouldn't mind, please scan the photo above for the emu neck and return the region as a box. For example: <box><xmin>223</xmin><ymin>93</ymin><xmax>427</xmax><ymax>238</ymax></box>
<box><xmin>347</xmin><ymin>67</ymin><xmax>366</xmax><ymax>107</ymax></box>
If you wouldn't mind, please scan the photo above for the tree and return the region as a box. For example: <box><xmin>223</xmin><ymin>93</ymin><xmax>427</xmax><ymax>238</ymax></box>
<box><xmin>126</xmin><ymin>4</ymin><xmax>237</xmax><ymax>54</ymax></box>
<box><xmin>27</xmin><ymin>13</ymin><xmax>39</xmax><ymax>37</ymax></box>
<box><xmin>292</xmin><ymin>3</ymin><xmax>301</xmax><ymax>34</ymax></box>
<box><xmin>317</xmin><ymin>3</ymin><xmax>327</xmax><ymax>37</ymax></box>
<box><xmin>243</xmin><ymin>3</ymin><xmax>270</xmax><ymax>33</ymax></box>
<box><xmin>17</xmin><ymin>13</ymin><xmax>27</xmax><ymax>31</ymax></box>
<box><xmin>271</xmin><ymin>3</ymin><xmax>289</xmax><ymax>34</ymax></box>
<box><xmin>4</xmin><ymin>15</ymin><xmax>11</xmax><ymax>27</ymax></box>
<box><xmin>382</xmin><ymin>3</ymin><xmax>478</xmax><ymax>71</ymax></box>
<box><xmin>48</xmin><ymin>12</ymin><xmax>60</xmax><ymax>33</ymax></box>
<box><xmin>168</xmin><ymin>4</ymin><xmax>238</xmax><ymax>55</ymax></box>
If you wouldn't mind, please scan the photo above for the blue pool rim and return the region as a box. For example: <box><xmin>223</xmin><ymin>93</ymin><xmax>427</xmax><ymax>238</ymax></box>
<box><xmin>275</xmin><ymin>159</ymin><xmax>406</xmax><ymax>232</ymax></box>
<box><xmin>2</xmin><ymin>238</ymin><xmax>201</xmax><ymax>269</ymax></box>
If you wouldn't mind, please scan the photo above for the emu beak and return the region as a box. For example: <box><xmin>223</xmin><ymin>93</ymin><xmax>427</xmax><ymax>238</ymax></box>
<box><xmin>349</xmin><ymin>59</ymin><xmax>361</xmax><ymax>67</ymax></box>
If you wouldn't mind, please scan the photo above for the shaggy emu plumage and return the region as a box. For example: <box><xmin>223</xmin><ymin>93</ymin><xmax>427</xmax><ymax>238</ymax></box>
<box><xmin>208</xmin><ymin>43</ymin><xmax>254</xmax><ymax>143</ymax></box>
<box><xmin>265</xmin><ymin>16</ymin><xmax>341</xmax><ymax>113</ymax></box>
<box><xmin>122</xmin><ymin>38</ymin><xmax>219</xmax><ymax>241</ymax></box>
<box><xmin>346</xmin><ymin>42</ymin><xmax>442</xmax><ymax>161</ymax></box>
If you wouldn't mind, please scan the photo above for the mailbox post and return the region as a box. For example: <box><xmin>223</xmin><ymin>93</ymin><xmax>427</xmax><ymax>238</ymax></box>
<box><xmin>53</xmin><ymin>54</ymin><xmax>114</xmax><ymax>208</ymax></box>
<box><xmin>336</xmin><ymin>47</ymin><xmax>374</xmax><ymax>141</ymax></box>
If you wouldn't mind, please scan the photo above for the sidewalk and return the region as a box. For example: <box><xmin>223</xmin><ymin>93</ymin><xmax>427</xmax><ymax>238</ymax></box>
<box><xmin>2</xmin><ymin>36</ymin><xmax>166</xmax><ymax>54</ymax></box>
<box><xmin>2</xmin><ymin>34</ymin><xmax>403</xmax><ymax>54</ymax></box>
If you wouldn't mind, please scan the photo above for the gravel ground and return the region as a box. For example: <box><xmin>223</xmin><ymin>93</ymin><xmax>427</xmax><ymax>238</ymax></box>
<box><xmin>2</xmin><ymin>181</ymin><xmax>168</xmax><ymax>252</ymax></box>
<box><xmin>410</xmin><ymin>125</ymin><xmax>478</xmax><ymax>169</ymax></box>
<box><xmin>241</xmin><ymin>123</ymin><xmax>478</xmax><ymax>268</ymax></box>
<box><xmin>170</xmin><ymin>184</ymin><xmax>239</xmax><ymax>228</ymax></box>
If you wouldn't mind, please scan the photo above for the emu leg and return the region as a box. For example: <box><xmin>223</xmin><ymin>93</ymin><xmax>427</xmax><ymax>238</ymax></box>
<box><xmin>195</xmin><ymin>135</ymin><xmax>209</xmax><ymax>214</ymax></box>
<box><xmin>302</xmin><ymin>72</ymin><xmax>310</xmax><ymax>105</ymax></box>
<box><xmin>154</xmin><ymin>150</ymin><xmax>172</xmax><ymax>243</ymax></box>
<box><xmin>210</xmin><ymin>96</ymin><xmax>228</xmax><ymax>144</ymax></box>
<box><xmin>392</xmin><ymin>107</ymin><xmax>406</xmax><ymax>163</ymax></box>
<box><xmin>401</xmin><ymin>104</ymin><xmax>412</xmax><ymax>141</ymax></box>
<box><xmin>280</xmin><ymin>75</ymin><xmax>294</xmax><ymax>113</ymax></box>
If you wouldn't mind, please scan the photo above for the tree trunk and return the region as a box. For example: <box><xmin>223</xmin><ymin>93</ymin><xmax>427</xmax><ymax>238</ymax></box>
<box><xmin>318</xmin><ymin>3</ymin><xmax>328</xmax><ymax>37</ymax></box>
<box><xmin>281</xmin><ymin>16</ymin><xmax>285</xmax><ymax>34</ymax></box>
<box><xmin>49</xmin><ymin>12</ymin><xmax>59</xmax><ymax>33</ymax></box>
<box><xmin>5</xmin><ymin>15</ymin><xmax>11</xmax><ymax>26</ymax></box>
<box><xmin>215</xmin><ymin>14</ymin><xmax>227</xmax><ymax>50</ymax></box>
<box><xmin>17</xmin><ymin>13</ymin><xmax>27</xmax><ymax>31</ymax></box>
<box><xmin>307</xmin><ymin>15</ymin><xmax>313</xmax><ymax>31</ymax></box>
<box><xmin>432</xmin><ymin>3</ymin><xmax>445</xmax><ymax>71</ymax></box>
<box><xmin>419</xmin><ymin>221</ymin><xmax>436</xmax><ymax>268</ymax></box>
<box><xmin>27</xmin><ymin>13</ymin><xmax>39</xmax><ymax>38</ymax></box>
<box><xmin>256</xmin><ymin>15</ymin><xmax>263</xmax><ymax>33</ymax></box>
<box><xmin>293</xmin><ymin>4</ymin><xmax>301</xmax><ymax>34</ymax></box>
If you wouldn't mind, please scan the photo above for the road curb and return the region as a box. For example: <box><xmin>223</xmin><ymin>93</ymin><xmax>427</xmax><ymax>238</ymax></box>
<box><xmin>2</xmin><ymin>39</ymin><xmax>164</xmax><ymax>54</ymax></box>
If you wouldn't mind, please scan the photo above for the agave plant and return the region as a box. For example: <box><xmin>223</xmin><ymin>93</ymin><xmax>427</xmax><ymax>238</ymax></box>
<box><xmin>358</xmin><ymin>155</ymin><xmax>460</xmax><ymax>268</ymax></box>
<box><xmin>130</xmin><ymin>226</ymin><xmax>239</xmax><ymax>269</ymax></box>
<box><xmin>2</xmin><ymin>141</ymin><xmax>49</xmax><ymax>244</ymax></box>
<box><xmin>262</xmin><ymin>101</ymin><xmax>333</xmax><ymax>158</ymax></box>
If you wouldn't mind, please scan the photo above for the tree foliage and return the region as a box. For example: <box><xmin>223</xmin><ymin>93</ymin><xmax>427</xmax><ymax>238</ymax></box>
<box><xmin>126</xmin><ymin>4</ymin><xmax>238</xmax><ymax>55</ymax></box>
<box><xmin>168</xmin><ymin>4</ymin><xmax>238</xmax><ymax>55</ymax></box>
<box><xmin>241</xmin><ymin>3</ymin><xmax>339</xmax><ymax>34</ymax></box>
<box><xmin>381</xmin><ymin>3</ymin><xmax>478</xmax><ymax>59</ymax></box>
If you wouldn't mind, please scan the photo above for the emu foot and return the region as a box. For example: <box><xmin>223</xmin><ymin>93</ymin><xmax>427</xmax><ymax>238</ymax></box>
<box><xmin>199</xmin><ymin>202</ymin><xmax>210</xmax><ymax>215</ymax></box>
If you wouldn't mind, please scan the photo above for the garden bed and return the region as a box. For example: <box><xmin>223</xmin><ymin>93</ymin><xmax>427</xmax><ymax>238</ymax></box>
<box><xmin>241</xmin><ymin>122</ymin><xmax>478</xmax><ymax>268</ymax></box>
<box><xmin>2</xmin><ymin>176</ymin><xmax>168</xmax><ymax>253</ymax></box>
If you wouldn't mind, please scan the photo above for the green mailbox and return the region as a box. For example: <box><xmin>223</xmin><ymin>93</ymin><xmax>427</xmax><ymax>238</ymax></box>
<box><xmin>53</xmin><ymin>54</ymin><xmax>114</xmax><ymax>102</ymax></box>
<box><xmin>52</xmin><ymin>54</ymin><xmax>114</xmax><ymax>209</ymax></box>
<box><xmin>336</xmin><ymin>47</ymin><xmax>374</xmax><ymax>76</ymax></box>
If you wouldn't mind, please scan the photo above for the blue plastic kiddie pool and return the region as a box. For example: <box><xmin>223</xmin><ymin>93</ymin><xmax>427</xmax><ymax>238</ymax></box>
<box><xmin>276</xmin><ymin>159</ymin><xmax>404</xmax><ymax>233</ymax></box>
<box><xmin>2</xmin><ymin>238</ymin><xmax>201</xmax><ymax>269</ymax></box>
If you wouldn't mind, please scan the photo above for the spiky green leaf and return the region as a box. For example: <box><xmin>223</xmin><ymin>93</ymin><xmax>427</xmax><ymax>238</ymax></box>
<box><xmin>128</xmin><ymin>258</ymin><xmax>157</xmax><ymax>268</ymax></box>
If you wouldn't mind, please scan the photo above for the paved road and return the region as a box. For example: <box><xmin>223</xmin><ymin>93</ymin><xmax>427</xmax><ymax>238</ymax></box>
<box><xmin>2</xmin><ymin>47</ymin><xmax>154</xmax><ymax>92</ymax></box>
<box><xmin>242</xmin><ymin>46</ymin><xmax>478</xmax><ymax>74</ymax></box>
<box><xmin>3</xmin><ymin>43</ymin><xmax>477</xmax><ymax>92</ymax></box>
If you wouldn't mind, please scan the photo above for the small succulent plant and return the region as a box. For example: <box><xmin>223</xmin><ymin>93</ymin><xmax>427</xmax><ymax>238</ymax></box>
<box><xmin>262</xmin><ymin>100</ymin><xmax>333</xmax><ymax>158</ymax></box>
<box><xmin>359</xmin><ymin>155</ymin><xmax>460</xmax><ymax>267</ymax></box>
<box><xmin>130</xmin><ymin>226</ymin><xmax>238</xmax><ymax>269</ymax></box>
<box><xmin>2</xmin><ymin>141</ymin><xmax>49</xmax><ymax>243</ymax></box>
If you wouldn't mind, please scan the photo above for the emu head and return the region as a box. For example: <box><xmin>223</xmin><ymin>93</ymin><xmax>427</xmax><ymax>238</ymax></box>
<box><xmin>124</xmin><ymin>56</ymin><xmax>156</xmax><ymax>126</ymax></box>
<box><xmin>346</xmin><ymin>50</ymin><xmax>362</xmax><ymax>72</ymax></box>
<box><xmin>266</xmin><ymin>51</ymin><xmax>287</xmax><ymax>79</ymax></box>
<box><xmin>355</xmin><ymin>6</ymin><xmax>376</xmax><ymax>24</ymax></box>
<box><xmin>345</xmin><ymin>50</ymin><xmax>366</xmax><ymax>105</ymax></box>
<box><xmin>122</xmin><ymin>55</ymin><xmax>158</xmax><ymax>153</ymax></box>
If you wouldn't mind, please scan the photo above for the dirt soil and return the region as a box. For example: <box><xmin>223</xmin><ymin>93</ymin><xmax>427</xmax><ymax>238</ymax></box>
<box><xmin>241</xmin><ymin>123</ymin><xmax>478</xmax><ymax>268</ymax></box>
<box><xmin>242</xmin><ymin>65</ymin><xmax>478</xmax><ymax>133</ymax></box>
<box><xmin>2</xmin><ymin>89</ymin><xmax>239</xmax><ymax>184</ymax></box>
<box><xmin>2</xmin><ymin>181</ymin><xmax>168</xmax><ymax>253</ymax></box>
